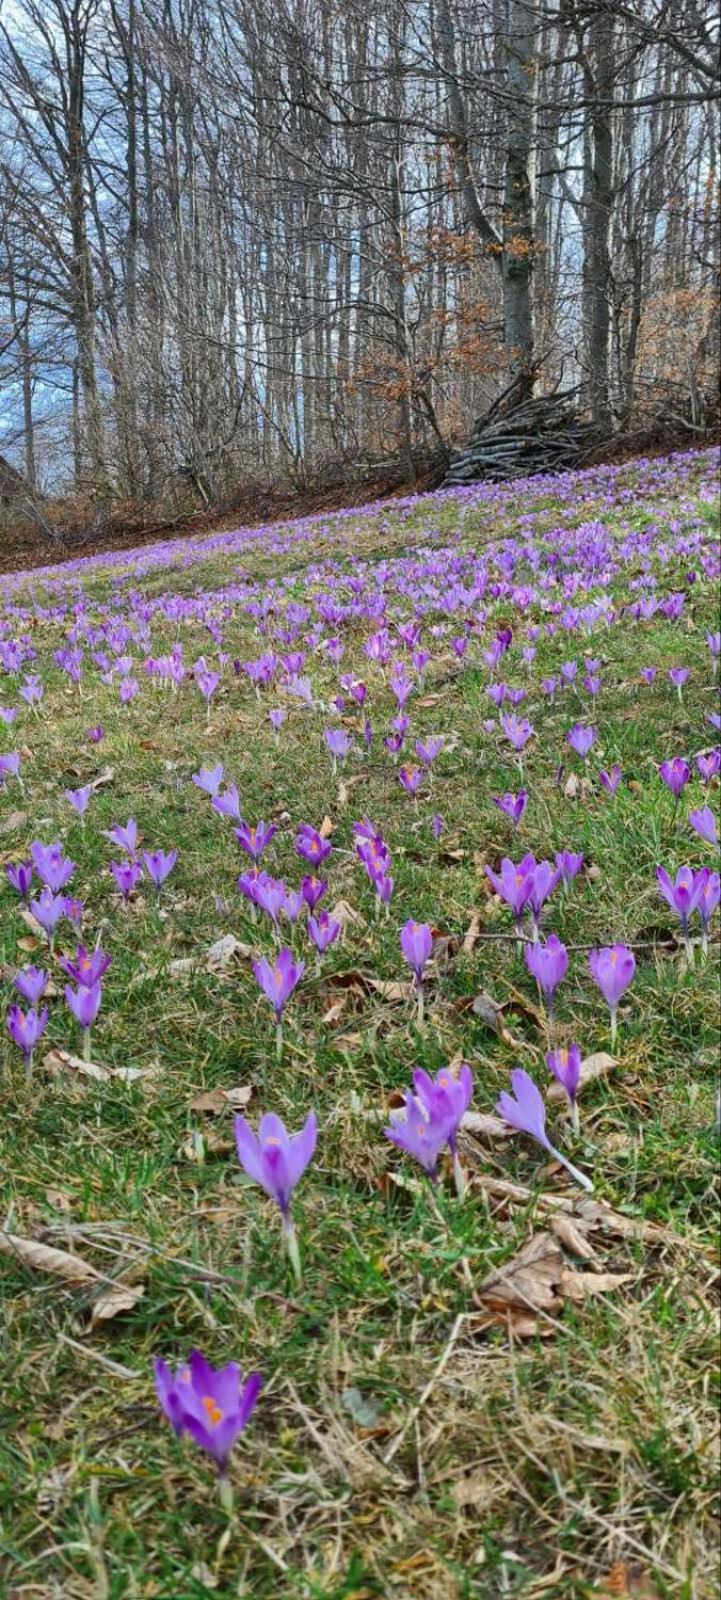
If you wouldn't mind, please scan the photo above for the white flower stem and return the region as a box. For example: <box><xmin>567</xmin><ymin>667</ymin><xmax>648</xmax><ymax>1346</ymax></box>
<box><xmin>284</xmin><ymin>1217</ymin><xmax>302</xmax><ymax>1283</ymax></box>
<box><xmin>548</xmin><ymin>1142</ymin><xmax>593</xmax><ymax>1191</ymax></box>
<box><xmin>218</xmin><ymin>1475</ymin><xmax>234</xmax><ymax>1515</ymax></box>
<box><xmin>453</xmin><ymin>1152</ymin><xmax>467</xmax><ymax>1199</ymax></box>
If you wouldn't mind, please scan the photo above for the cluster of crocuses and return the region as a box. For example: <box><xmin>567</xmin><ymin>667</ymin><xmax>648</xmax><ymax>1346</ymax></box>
<box><xmin>6</xmin><ymin>942</ymin><xmax>111</xmax><ymax>1080</ymax></box>
<box><xmin>484</xmin><ymin>850</ymin><xmax>576</xmax><ymax>939</ymax></box>
<box><xmin>6</xmin><ymin>840</ymin><xmax>82</xmax><ymax>953</ymax></box>
<box><xmin>104</xmin><ymin>818</ymin><xmax>178</xmax><ymax>902</ymax></box>
<box><xmin>154</xmin><ymin>1045</ymin><xmax>601</xmax><ymax>1484</ymax></box>
<box><xmin>355</xmin><ymin>815</ymin><xmax>394</xmax><ymax>911</ymax></box>
<box><xmin>193</xmin><ymin>771</ymin><xmax>345</xmax><ymax>1048</ymax></box>
<box><xmin>657</xmin><ymin>864</ymin><xmax>720</xmax><ymax>958</ymax></box>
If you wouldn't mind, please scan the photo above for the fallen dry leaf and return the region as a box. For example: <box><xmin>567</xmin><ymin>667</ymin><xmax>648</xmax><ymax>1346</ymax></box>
<box><xmin>0</xmin><ymin>1230</ymin><xmax>101</xmax><ymax>1285</ymax></box>
<box><xmin>205</xmin><ymin>934</ymin><xmax>253</xmax><ymax>971</ymax></box>
<box><xmin>451</xmin><ymin>1472</ymin><xmax>500</xmax><ymax>1511</ymax></box>
<box><xmin>88</xmin><ymin>766</ymin><xmax>115</xmax><ymax>791</ymax></box>
<box><xmin>89</xmin><ymin>1280</ymin><xmax>145</xmax><ymax>1329</ymax></box>
<box><xmin>547</xmin><ymin>1050</ymin><xmax>616</xmax><ymax>1104</ymax></box>
<box><xmin>337</xmin><ymin>774</ymin><xmax>363</xmax><ymax>807</ymax></box>
<box><xmin>572</xmin><ymin>1197</ymin><xmax>674</xmax><ymax>1249</ymax></box>
<box><xmin>0</xmin><ymin>808</ymin><xmax>27</xmax><ymax>836</ymax></box>
<box><xmin>328</xmin><ymin>898</ymin><xmax>363</xmax><ymax>930</ymax></box>
<box><xmin>461</xmin><ymin>1110</ymin><xmax>517</xmax><ymax>1140</ymax></box>
<box><xmin>473</xmin><ymin>1231</ymin><xmax>565</xmax><ymax>1334</ymax></box>
<box><xmin>190</xmin><ymin>1085</ymin><xmax>252</xmax><ymax>1115</ymax></box>
<box><xmin>473</xmin><ymin>1229</ymin><xmax>635</xmax><ymax>1336</ymax></box>
<box><xmin>470</xmin><ymin>989</ymin><xmax>527</xmax><ymax>1050</ymax></box>
<box><xmin>322</xmin><ymin>998</ymin><xmax>348</xmax><ymax>1026</ymax></box>
<box><xmin>560</xmin><ymin>1267</ymin><xmax>635</xmax><ymax>1302</ymax></box>
<box><xmin>180</xmin><ymin>1130</ymin><xmax>234</xmax><ymax>1162</ymax></box>
<box><xmin>550</xmin><ymin>1214</ymin><xmax>600</xmax><ymax>1259</ymax></box>
<box><xmin>319</xmin><ymin>814</ymin><xmax>334</xmax><ymax>838</ymax></box>
<box><xmin>43</xmin><ymin>1049</ymin><xmax>147</xmax><ymax>1084</ymax></box>
<box><xmin>367</xmin><ymin>976</ymin><xmax>413</xmax><ymax>1002</ymax></box>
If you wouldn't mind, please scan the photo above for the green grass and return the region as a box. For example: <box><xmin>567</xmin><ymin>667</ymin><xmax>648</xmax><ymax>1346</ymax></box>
<box><xmin>0</xmin><ymin>460</ymin><xmax>719</xmax><ymax>1598</ymax></box>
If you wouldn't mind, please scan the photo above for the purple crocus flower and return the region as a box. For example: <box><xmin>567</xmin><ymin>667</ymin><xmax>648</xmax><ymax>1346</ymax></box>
<box><xmin>689</xmin><ymin>806</ymin><xmax>718</xmax><ymax>849</ymax></box>
<box><xmin>484</xmin><ymin>856</ymin><xmax>533</xmax><ymax>932</ymax></box>
<box><xmin>500</xmin><ymin>713</ymin><xmax>533</xmax><ymax>753</ymax></box>
<box><xmin>253</xmin><ymin>875</ymin><xmax>288</xmax><ymax>928</ymax></box>
<box><xmin>104</xmin><ymin>818</ymin><xmax>139</xmax><ymax>857</ymax></box>
<box><xmin>29</xmin><ymin>888</ymin><xmax>67</xmax><ymax>946</ymax></box>
<box><xmin>431</xmin><ymin>813</ymin><xmax>444</xmax><ymax>840</ymax></box>
<box><xmin>6</xmin><ymin>1002</ymin><xmax>48</xmax><ymax>1081</ymax></box>
<box><xmin>211</xmin><ymin>784</ymin><xmax>242</xmax><ymax>822</ymax></box>
<box><xmin>65</xmin><ymin>786</ymin><xmax>92</xmax><ymax>818</ymax></box>
<box><xmin>524</xmin><ymin>857</ymin><xmax>562</xmax><ymax>934</ymax></box>
<box><xmin>63</xmin><ymin>896</ymin><xmax>84</xmax><ymax>931</ymax></box>
<box><xmin>324</xmin><ymin>728</ymin><xmax>351</xmax><ymax>769</ymax></box>
<box><xmin>400</xmin><ymin>920</ymin><xmax>433</xmax><ymax>1017</ymax></box>
<box><xmin>567</xmin><ymin>724</ymin><xmax>596</xmax><ymax>759</ymax></box>
<box><xmin>599</xmin><ymin>764</ymin><xmax>622</xmax><ymax>794</ymax></box>
<box><xmin>384</xmin><ymin>1089</ymin><xmax>454</xmax><ymax>1181</ymax></box>
<box><xmin>13</xmin><ymin>965</ymin><xmax>48</xmax><ymax>1006</ymax></box>
<box><xmin>0</xmin><ymin>751</ymin><xmax>22</xmax><ymax>787</ymax></box>
<box><xmin>119</xmin><ymin>677</ymin><xmax>139</xmax><ymax>705</ymax></box>
<box><xmin>31</xmin><ymin>841</ymin><xmax>75</xmax><ymax>893</ymax></box>
<box><xmin>295</xmin><ymin>824</ymin><xmax>332</xmax><ymax>866</ymax></box>
<box><xmin>493</xmin><ymin>790</ymin><xmax>528</xmax><ymax>827</ymax></box>
<box><xmin>656</xmin><ymin>865</ymin><xmax>702</xmax><ymax>956</ymax></box>
<box><xmin>154</xmin><ymin>1350</ymin><xmax>261</xmax><ymax>1475</ymax></box>
<box><xmin>235</xmin><ymin>1110</ymin><xmax>316</xmax><ymax>1279</ymax></box>
<box><xmin>236</xmin><ymin>820</ymin><xmax>277</xmax><ymax>861</ymax></box>
<box><xmin>524</xmin><ymin>933</ymin><xmax>568</xmax><ymax>1013</ymax></box>
<box><xmin>399</xmin><ymin>764</ymin><xmax>423</xmax><ymax>796</ymax></box>
<box><xmin>546</xmin><ymin>1044</ymin><xmax>582</xmax><ymax>1132</ymax></box>
<box><xmin>87</xmin><ymin>725</ymin><xmax>104</xmax><ymax>743</ymax></box>
<box><xmin>268</xmin><ymin>708</ymin><xmax>287</xmax><ymax>735</ymax></box>
<box><xmin>415</xmin><ymin>736</ymin><xmax>443</xmax><ymax>768</ymax></box>
<box><xmin>192</xmin><ymin>764</ymin><xmax>224</xmax><ymax>797</ymax></box>
<box><xmin>555</xmin><ymin>850</ymin><xmax>584</xmax><ymax>890</ymax></box>
<box><xmin>65</xmin><ymin>980</ymin><xmax>102</xmax><ymax>1059</ymax></box>
<box><xmin>668</xmin><ymin>667</ymin><xmax>689</xmax><ymax>700</ymax></box>
<box><xmin>142</xmin><ymin>849</ymin><xmax>177</xmax><ymax>893</ymax></box>
<box><xmin>252</xmin><ymin>948</ymin><xmax>304</xmax><ymax>1055</ymax></box>
<box><xmin>588</xmin><ymin>944</ymin><xmax>636</xmax><ymax>1045</ymax></box>
<box><xmin>697</xmin><ymin>870</ymin><xmax>720</xmax><ymax>956</ymax></box>
<box><xmin>110</xmin><ymin>859</ymin><xmax>142</xmax><ymax>901</ymax></box>
<box><xmin>301</xmin><ymin>875</ymin><xmax>327</xmax><ymax>911</ymax></box>
<box><xmin>60</xmin><ymin>943</ymin><xmax>111</xmax><ymax>987</ymax></box>
<box><xmin>707</xmin><ymin>632</ymin><xmax>720</xmax><ymax>673</ymax></box>
<box><xmin>307</xmin><ymin>910</ymin><xmax>341</xmax><ymax>957</ymax></box>
<box><xmin>659</xmin><ymin>758</ymin><xmax>691</xmax><ymax>798</ymax></box>
<box><xmin>697</xmin><ymin>750</ymin><xmax>720</xmax><ymax>784</ymax></box>
<box><xmin>413</xmin><ymin>1062</ymin><xmax>473</xmax><ymax>1193</ymax></box>
<box><xmin>6</xmin><ymin>860</ymin><xmax>33</xmax><ymax>900</ymax></box>
<box><xmin>640</xmin><ymin>667</ymin><xmax>656</xmax><ymax>685</ymax></box>
<box><xmin>497</xmin><ymin>1068</ymin><xmax>592</xmax><ymax>1189</ymax></box>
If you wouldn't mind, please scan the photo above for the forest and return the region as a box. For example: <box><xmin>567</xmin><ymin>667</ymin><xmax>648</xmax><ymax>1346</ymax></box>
<box><xmin>0</xmin><ymin>0</ymin><xmax>718</xmax><ymax>541</ymax></box>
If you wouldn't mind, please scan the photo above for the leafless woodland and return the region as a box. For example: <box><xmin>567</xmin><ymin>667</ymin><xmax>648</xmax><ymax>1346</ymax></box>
<box><xmin>0</xmin><ymin>0</ymin><xmax>718</xmax><ymax>517</ymax></box>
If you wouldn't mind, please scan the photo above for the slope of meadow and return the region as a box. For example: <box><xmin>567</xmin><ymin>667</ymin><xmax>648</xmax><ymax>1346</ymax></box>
<box><xmin>0</xmin><ymin>447</ymin><xmax>719</xmax><ymax>1600</ymax></box>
